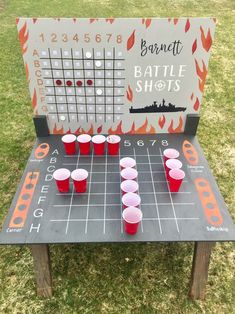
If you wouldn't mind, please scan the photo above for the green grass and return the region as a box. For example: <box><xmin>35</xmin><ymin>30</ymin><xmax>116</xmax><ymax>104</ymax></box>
<box><xmin>0</xmin><ymin>0</ymin><xmax>235</xmax><ymax>313</ymax></box>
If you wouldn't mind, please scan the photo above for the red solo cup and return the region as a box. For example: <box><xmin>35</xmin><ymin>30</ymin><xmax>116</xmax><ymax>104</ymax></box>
<box><xmin>92</xmin><ymin>135</ymin><xmax>106</xmax><ymax>155</ymax></box>
<box><xmin>61</xmin><ymin>134</ymin><xmax>77</xmax><ymax>155</ymax></box>
<box><xmin>168</xmin><ymin>169</ymin><xmax>185</xmax><ymax>192</ymax></box>
<box><xmin>71</xmin><ymin>169</ymin><xmax>88</xmax><ymax>193</ymax></box>
<box><xmin>163</xmin><ymin>148</ymin><xmax>180</xmax><ymax>163</ymax></box>
<box><xmin>107</xmin><ymin>135</ymin><xmax>121</xmax><ymax>156</ymax></box>
<box><xmin>122</xmin><ymin>207</ymin><xmax>143</xmax><ymax>235</ymax></box>
<box><xmin>53</xmin><ymin>168</ymin><xmax>71</xmax><ymax>193</ymax></box>
<box><xmin>77</xmin><ymin>134</ymin><xmax>91</xmax><ymax>155</ymax></box>
<box><xmin>122</xmin><ymin>192</ymin><xmax>141</xmax><ymax>209</ymax></box>
<box><xmin>120</xmin><ymin>180</ymin><xmax>139</xmax><ymax>195</ymax></box>
<box><xmin>165</xmin><ymin>158</ymin><xmax>182</xmax><ymax>181</ymax></box>
<box><xmin>119</xmin><ymin>157</ymin><xmax>136</xmax><ymax>170</ymax></box>
<box><xmin>121</xmin><ymin>167</ymin><xmax>138</xmax><ymax>181</ymax></box>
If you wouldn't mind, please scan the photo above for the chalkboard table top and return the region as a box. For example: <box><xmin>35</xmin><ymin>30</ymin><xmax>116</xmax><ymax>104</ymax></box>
<box><xmin>1</xmin><ymin>134</ymin><xmax>234</xmax><ymax>244</ymax></box>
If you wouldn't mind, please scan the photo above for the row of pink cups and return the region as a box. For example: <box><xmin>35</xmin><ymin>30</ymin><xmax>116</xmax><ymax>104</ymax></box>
<box><xmin>119</xmin><ymin>157</ymin><xmax>143</xmax><ymax>235</ymax></box>
<box><xmin>163</xmin><ymin>148</ymin><xmax>185</xmax><ymax>192</ymax></box>
<box><xmin>53</xmin><ymin>168</ymin><xmax>88</xmax><ymax>193</ymax></box>
<box><xmin>62</xmin><ymin>134</ymin><xmax>121</xmax><ymax>156</ymax></box>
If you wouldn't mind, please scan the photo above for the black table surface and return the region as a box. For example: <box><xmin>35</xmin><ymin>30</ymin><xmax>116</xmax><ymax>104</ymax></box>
<box><xmin>0</xmin><ymin>134</ymin><xmax>234</xmax><ymax>244</ymax></box>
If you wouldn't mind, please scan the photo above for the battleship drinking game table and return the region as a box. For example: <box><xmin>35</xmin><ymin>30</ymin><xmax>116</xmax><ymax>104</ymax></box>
<box><xmin>1</xmin><ymin>17</ymin><xmax>234</xmax><ymax>299</ymax></box>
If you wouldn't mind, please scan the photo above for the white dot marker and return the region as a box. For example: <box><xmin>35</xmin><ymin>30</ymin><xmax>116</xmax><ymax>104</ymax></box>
<box><xmin>96</xmin><ymin>89</ymin><xmax>103</xmax><ymax>96</ymax></box>
<box><xmin>95</xmin><ymin>60</ymin><xmax>102</xmax><ymax>68</ymax></box>
<box><xmin>60</xmin><ymin>115</ymin><xmax>66</xmax><ymax>121</ymax></box>
<box><xmin>86</xmin><ymin>51</ymin><xmax>92</xmax><ymax>59</ymax></box>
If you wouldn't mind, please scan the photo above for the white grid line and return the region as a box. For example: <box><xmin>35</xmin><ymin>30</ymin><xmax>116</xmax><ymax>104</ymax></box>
<box><xmin>65</xmin><ymin>153</ymin><xmax>80</xmax><ymax>234</ymax></box>
<box><xmin>56</xmin><ymin>191</ymin><xmax>191</xmax><ymax>196</ymax></box>
<box><xmin>52</xmin><ymin>203</ymin><xmax>195</xmax><ymax>207</ymax></box>
<box><xmin>103</xmin><ymin>150</ymin><xmax>108</xmax><ymax>234</ymax></box>
<box><xmin>133</xmin><ymin>147</ymin><xmax>144</xmax><ymax>233</ymax></box>
<box><xmin>147</xmin><ymin>148</ymin><xmax>162</xmax><ymax>234</ymax></box>
<box><xmin>50</xmin><ymin>217</ymin><xmax>200</xmax><ymax>222</ymax></box>
<box><xmin>85</xmin><ymin>152</ymin><xmax>94</xmax><ymax>234</ymax></box>
<box><xmin>118</xmin><ymin>149</ymin><xmax>123</xmax><ymax>233</ymax></box>
<box><xmin>159</xmin><ymin>148</ymin><xmax>179</xmax><ymax>233</ymax></box>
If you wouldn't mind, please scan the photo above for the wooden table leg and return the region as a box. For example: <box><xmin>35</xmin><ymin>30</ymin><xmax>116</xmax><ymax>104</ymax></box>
<box><xmin>189</xmin><ymin>241</ymin><xmax>215</xmax><ymax>300</ymax></box>
<box><xmin>30</xmin><ymin>244</ymin><xmax>52</xmax><ymax>297</ymax></box>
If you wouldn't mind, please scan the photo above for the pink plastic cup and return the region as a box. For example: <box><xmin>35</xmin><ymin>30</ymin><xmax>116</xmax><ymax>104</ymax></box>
<box><xmin>62</xmin><ymin>134</ymin><xmax>77</xmax><ymax>155</ymax></box>
<box><xmin>121</xmin><ymin>167</ymin><xmax>138</xmax><ymax>181</ymax></box>
<box><xmin>107</xmin><ymin>135</ymin><xmax>121</xmax><ymax>156</ymax></box>
<box><xmin>122</xmin><ymin>192</ymin><xmax>141</xmax><ymax>209</ymax></box>
<box><xmin>92</xmin><ymin>135</ymin><xmax>106</xmax><ymax>155</ymax></box>
<box><xmin>71</xmin><ymin>169</ymin><xmax>89</xmax><ymax>193</ymax></box>
<box><xmin>119</xmin><ymin>157</ymin><xmax>136</xmax><ymax>170</ymax></box>
<box><xmin>163</xmin><ymin>148</ymin><xmax>180</xmax><ymax>163</ymax></box>
<box><xmin>77</xmin><ymin>134</ymin><xmax>91</xmax><ymax>155</ymax></box>
<box><xmin>165</xmin><ymin>158</ymin><xmax>182</xmax><ymax>181</ymax></box>
<box><xmin>120</xmin><ymin>180</ymin><xmax>139</xmax><ymax>195</ymax></box>
<box><xmin>122</xmin><ymin>207</ymin><xmax>143</xmax><ymax>235</ymax></box>
<box><xmin>53</xmin><ymin>168</ymin><xmax>71</xmax><ymax>193</ymax></box>
<box><xmin>168</xmin><ymin>169</ymin><xmax>185</xmax><ymax>192</ymax></box>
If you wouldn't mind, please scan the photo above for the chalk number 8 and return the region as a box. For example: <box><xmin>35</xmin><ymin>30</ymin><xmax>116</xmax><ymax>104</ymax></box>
<box><xmin>162</xmin><ymin>140</ymin><xmax>168</xmax><ymax>146</ymax></box>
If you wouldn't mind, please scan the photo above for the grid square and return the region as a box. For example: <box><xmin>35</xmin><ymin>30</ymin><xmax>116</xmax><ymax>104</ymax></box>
<box><xmin>106</xmin><ymin>172</ymin><xmax>119</xmax><ymax>183</ymax></box>
<box><xmin>106</xmin><ymin>205</ymin><xmax>122</xmax><ymax>219</ymax></box>
<box><xmin>138</xmin><ymin>183</ymin><xmax>154</xmax><ymax>193</ymax></box>
<box><xmin>138</xmin><ymin>172</ymin><xmax>152</xmax><ymax>182</ymax></box>
<box><xmin>90</xmin><ymin>194</ymin><xmax>105</xmax><ymax>205</ymax></box>
<box><xmin>137</xmin><ymin>163</ymin><xmax>150</xmax><ymax>172</ymax></box>
<box><xmin>78</xmin><ymin>105</ymin><xmax>86</xmax><ymax>112</ymax></box>
<box><xmin>92</xmin><ymin>172</ymin><xmax>105</xmax><ymax>182</ymax></box>
<box><xmin>70</xmin><ymin>206</ymin><xmax>87</xmax><ymax>219</ymax></box>
<box><xmin>107</xmin><ymin>164</ymin><xmax>119</xmax><ymax>172</ymax></box>
<box><xmin>69</xmin><ymin>114</ymin><xmax>77</xmax><ymax>121</ymax></box>
<box><xmin>97</xmin><ymin>105</ymin><xmax>104</xmax><ymax>113</ymax></box>
<box><xmin>72</xmin><ymin>194</ymin><xmax>89</xmax><ymax>205</ymax></box>
<box><xmin>106</xmin><ymin>193</ymin><xmax>120</xmax><ymax>205</ymax></box>
<box><xmin>93</xmin><ymin>164</ymin><xmax>105</xmax><ymax>173</ymax></box>
<box><xmin>93</xmin><ymin>157</ymin><xmax>106</xmax><ymax>164</ymax></box>
<box><xmin>90</xmin><ymin>182</ymin><xmax>105</xmax><ymax>194</ymax></box>
<box><xmin>157</xmin><ymin>194</ymin><xmax>171</xmax><ymax>204</ymax></box>
<box><xmin>141</xmin><ymin>204</ymin><xmax>158</xmax><ymax>219</ymax></box>
<box><xmin>88</xmin><ymin>206</ymin><xmax>104</xmax><ymax>219</ymax></box>
<box><xmin>141</xmin><ymin>193</ymin><xmax>155</xmax><ymax>205</ymax></box>
<box><xmin>58</xmin><ymin>105</ymin><xmax>66</xmax><ymax>112</ymax></box>
<box><xmin>106</xmin><ymin>182</ymin><xmax>120</xmax><ymax>193</ymax></box>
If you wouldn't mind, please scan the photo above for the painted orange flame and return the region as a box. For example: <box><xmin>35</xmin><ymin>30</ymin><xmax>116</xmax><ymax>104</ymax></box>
<box><xmin>145</xmin><ymin>19</ymin><xmax>152</xmax><ymax>28</ymax></box>
<box><xmin>168</xmin><ymin>116</ymin><xmax>183</xmax><ymax>133</ymax></box>
<box><xmin>97</xmin><ymin>125</ymin><xmax>102</xmax><ymax>133</ymax></box>
<box><xmin>25</xmin><ymin>62</ymin><xmax>29</xmax><ymax>82</ymax></box>
<box><xmin>90</xmin><ymin>18</ymin><xmax>98</xmax><ymax>23</ymax></box>
<box><xmin>106</xmin><ymin>18</ymin><xmax>115</xmax><ymax>24</ymax></box>
<box><xmin>75</xmin><ymin>124</ymin><xmax>94</xmax><ymax>135</ymax></box>
<box><xmin>126</xmin><ymin>85</ymin><xmax>133</xmax><ymax>102</ymax></box>
<box><xmin>173</xmin><ymin>18</ymin><xmax>179</xmax><ymax>25</ymax></box>
<box><xmin>195</xmin><ymin>59</ymin><xmax>208</xmax><ymax>92</ymax></box>
<box><xmin>16</xmin><ymin>18</ymin><xmax>19</xmax><ymax>24</ymax></box>
<box><xmin>127</xmin><ymin>30</ymin><xmax>135</xmax><ymax>51</ymax></box>
<box><xmin>190</xmin><ymin>92</ymin><xmax>194</xmax><ymax>101</ymax></box>
<box><xmin>18</xmin><ymin>22</ymin><xmax>29</xmax><ymax>54</ymax></box>
<box><xmin>200</xmin><ymin>26</ymin><xmax>212</xmax><ymax>52</ymax></box>
<box><xmin>185</xmin><ymin>19</ymin><xmax>190</xmax><ymax>33</ymax></box>
<box><xmin>53</xmin><ymin>124</ymin><xmax>64</xmax><ymax>134</ymax></box>
<box><xmin>108</xmin><ymin>118</ymin><xmax>155</xmax><ymax>134</ymax></box>
<box><xmin>192</xmin><ymin>39</ymin><xmax>197</xmax><ymax>54</ymax></box>
<box><xmin>32</xmin><ymin>88</ymin><xmax>37</xmax><ymax>109</ymax></box>
<box><xmin>193</xmin><ymin>97</ymin><xmax>200</xmax><ymax>111</ymax></box>
<box><xmin>158</xmin><ymin>115</ymin><xmax>166</xmax><ymax>129</ymax></box>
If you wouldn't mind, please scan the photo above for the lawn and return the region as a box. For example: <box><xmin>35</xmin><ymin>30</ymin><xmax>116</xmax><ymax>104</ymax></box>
<box><xmin>0</xmin><ymin>0</ymin><xmax>234</xmax><ymax>313</ymax></box>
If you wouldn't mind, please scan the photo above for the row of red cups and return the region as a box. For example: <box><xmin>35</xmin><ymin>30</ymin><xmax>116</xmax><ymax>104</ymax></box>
<box><xmin>62</xmin><ymin>134</ymin><xmax>121</xmax><ymax>156</ymax></box>
<box><xmin>163</xmin><ymin>148</ymin><xmax>185</xmax><ymax>192</ymax></box>
<box><xmin>119</xmin><ymin>157</ymin><xmax>143</xmax><ymax>235</ymax></box>
<box><xmin>53</xmin><ymin>168</ymin><xmax>88</xmax><ymax>193</ymax></box>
